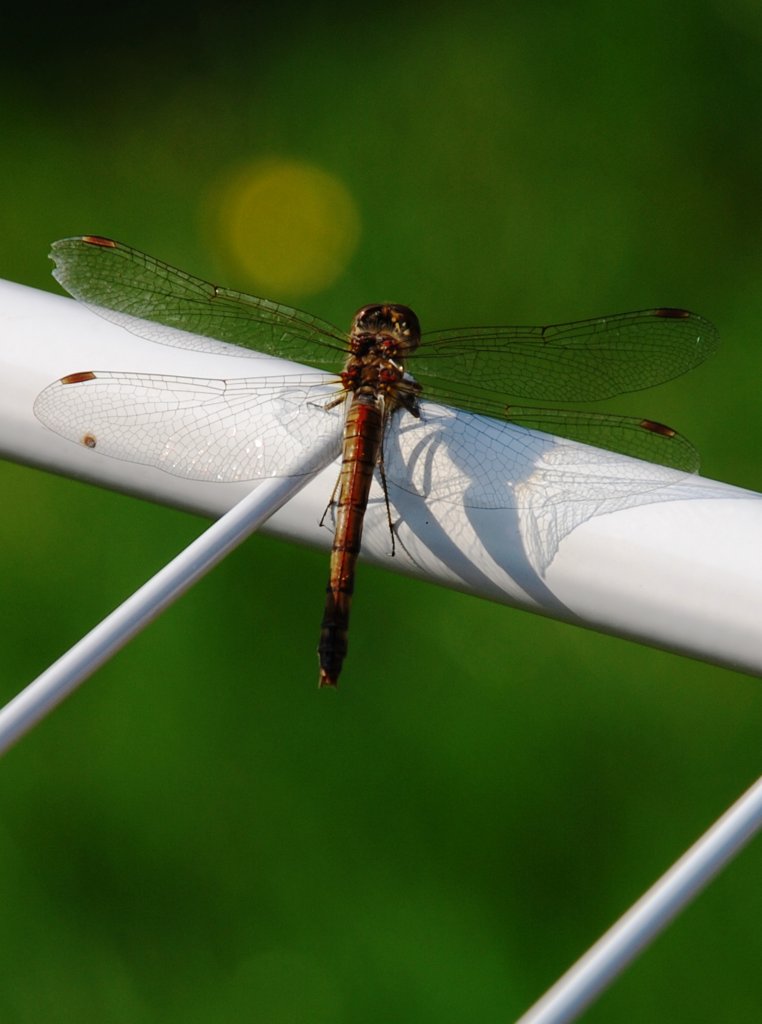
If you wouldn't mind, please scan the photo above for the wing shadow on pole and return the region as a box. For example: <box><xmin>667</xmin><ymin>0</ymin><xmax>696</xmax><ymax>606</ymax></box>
<box><xmin>375</xmin><ymin>401</ymin><xmax>746</xmax><ymax>616</ymax></box>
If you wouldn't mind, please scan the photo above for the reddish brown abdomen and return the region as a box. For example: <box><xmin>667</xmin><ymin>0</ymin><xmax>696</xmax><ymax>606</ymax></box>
<box><xmin>318</xmin><ymin>396</ymin><xmax>384</xmax><ymax>687</ymax></box>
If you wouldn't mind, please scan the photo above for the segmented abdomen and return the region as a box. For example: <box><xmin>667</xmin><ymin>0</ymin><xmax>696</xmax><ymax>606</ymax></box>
<box><xmin>318</xmin><ymin>396</ymin><xmax>385</xmax><ymax>687</ymax></box>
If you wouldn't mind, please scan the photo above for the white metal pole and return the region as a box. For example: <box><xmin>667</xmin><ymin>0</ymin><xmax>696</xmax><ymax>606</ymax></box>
<box><xmin>515</xmin><ymin>775</ymin><xmax>762</xmax><ymax>1024</ymax></box>
<box><xmin>0</xmin><ymin>466</ymin><xmax>322</xmax><ymax>756</ymax></box>
<box><xmin>2</xmin><ymin>278</ymin><xmax>762</xmax><ymax>675</ymax></box>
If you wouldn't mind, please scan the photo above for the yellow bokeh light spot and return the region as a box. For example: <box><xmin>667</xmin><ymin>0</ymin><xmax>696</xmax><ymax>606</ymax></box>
<box><xmin>213</xmin><ymin>159</ymin><xmax>361</xmax><ymax>297</ymax></box>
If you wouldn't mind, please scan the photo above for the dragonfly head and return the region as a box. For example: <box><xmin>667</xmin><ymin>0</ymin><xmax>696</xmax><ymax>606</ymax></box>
<box><xmin>350</xmin><ymin>303</ymin><xmax>421</xmax><ymax>356</ymax></box>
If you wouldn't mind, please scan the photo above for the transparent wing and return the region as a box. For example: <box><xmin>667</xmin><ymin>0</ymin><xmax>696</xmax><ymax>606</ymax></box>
<box><xmin>482</xmin><ymin>406</ymin><xmax>698</xmax><ymax>471</ymax></box>
<box><xmin>415</xmin><ymin>309</ymin><xmax>718</xmax><ymax>403</ymax></box>
<box><xmin>34</xmin><ymin>370</ymin><xmax>345</xmax><ymax>482</ymax></box>
<box><xmin>50</xmin><ymin>236</ymin><xmax>348</xmax><ymax>368</ymax></box>
<box><xmin>34</xmin><ymin>370</ymin><xmax>695</xmax><ymax>511</ymax></box>
<box><xmin>49</xmin><ymin>238</ymin><xmax>716</xmax><ymax>475</ymax></box>
<box><xmin>383</xmin><ymin>401</ymin><xmax>694</xmax><ymax>510</ymax></box>
<box><xmin>404</xmin><ymin>308</ymin><xmax>716</xmax><ymax>472</ymax></box>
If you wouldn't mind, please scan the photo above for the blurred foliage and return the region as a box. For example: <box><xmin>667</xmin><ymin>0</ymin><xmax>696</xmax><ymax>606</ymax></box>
<box><xmin>1</xmin><ymin>2</ymin><xmax>761</xmax><ymax>1022</ymax></box>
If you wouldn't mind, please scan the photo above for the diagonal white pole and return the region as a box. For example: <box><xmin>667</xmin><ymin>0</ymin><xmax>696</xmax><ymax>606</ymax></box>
<box><xmin>0</xmin><ymin>465</ymin><xmax>324</xmax><ymax>757</ymax></box>
<box><xmin>515</xmin><ymin>774</ymin><xmax>762</xmax><ymax>1024</ymax></box>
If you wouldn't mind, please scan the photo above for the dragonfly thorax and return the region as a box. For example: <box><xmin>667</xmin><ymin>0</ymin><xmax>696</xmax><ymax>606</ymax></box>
<box><xmin>340</xmin><ymin>350</ymin><xmax>420</xmax><ymax>407</ymax></box>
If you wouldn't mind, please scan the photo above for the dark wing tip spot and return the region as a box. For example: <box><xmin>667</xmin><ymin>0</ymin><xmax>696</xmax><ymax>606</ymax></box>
<box><xmin>81</xmin><ymin>235</ymin><xmax>118</xmax><ymax>248</ymax></box>
<box><xmin>639</xmin><ymin>418</ymin><xmax>677</xmax><ymax>438</ymax></box>
<box><xmin>653</xmin><ymin>307</ymin><xmax>691</xmax><ymax>319</ymax></box>
<box><xmin>61</xmin><ymin>371</ymin><xmax>97</xmax><ymax>384</ymax></box>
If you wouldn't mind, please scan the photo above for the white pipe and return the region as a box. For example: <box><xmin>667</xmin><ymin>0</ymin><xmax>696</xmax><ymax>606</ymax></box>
<box><xmin>2</xmin><ymin>278</ymin><xmax>761</xmax><ymax>678</ymax></box>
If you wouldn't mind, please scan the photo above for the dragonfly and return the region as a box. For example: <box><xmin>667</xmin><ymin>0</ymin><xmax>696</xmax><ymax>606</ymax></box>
<box><xmin>34</xmin><ymin>236</ymin><xmax>719</xmax><ymax>686</ymax></box>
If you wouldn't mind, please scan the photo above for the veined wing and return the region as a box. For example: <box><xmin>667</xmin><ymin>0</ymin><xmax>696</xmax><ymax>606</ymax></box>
<box><xmin>415</xmin><ymin>309</ymin><xmax>718</xmax><ymax>403</ymax></box>
<box><xmin>409</xmin><ymin>309</ymin><xmax>717</xmax><ymax>471</ymax></box>
<box><xmin>383</xmin><ymin>400</ymin><xmax>699</xmax><ymax>513</ymax></box>
<box><xmin>33</xmin><ymin>370</ymin><xmax>344</xmax><ymax>482</ymax></box>
<box><xmin>49</xmin><ymin>239</ymin><xmax>717</xmax><ymax>473</ymax></box>
<box><xmin>50</xmin><ymin>236</ymin><xmax>348</xmax><ymax>369</ymax></box>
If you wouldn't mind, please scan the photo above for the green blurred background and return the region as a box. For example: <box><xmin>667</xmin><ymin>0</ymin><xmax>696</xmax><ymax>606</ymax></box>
<box><xmin>1</xmin><ymin>2</ymin><xmax>761</xmax><ymax>1021</ymax></box>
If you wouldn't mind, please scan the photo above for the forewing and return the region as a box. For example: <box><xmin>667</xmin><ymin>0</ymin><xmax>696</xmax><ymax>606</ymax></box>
<box><xmin>415</xmin><ymin>309</ymin><xmax>718</xmax><ymax>404</ymax></box>
<box><xmin>50</xmin><ymin>236</ymin><xmax>347</xmax><ymax>369</ymax></box>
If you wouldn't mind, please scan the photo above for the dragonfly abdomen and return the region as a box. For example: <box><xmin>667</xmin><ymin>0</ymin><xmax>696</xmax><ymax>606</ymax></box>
<box><xmin>318</xmin><ymin>396</ymin><xmax>385</xmax><ymax>687</ymax></box>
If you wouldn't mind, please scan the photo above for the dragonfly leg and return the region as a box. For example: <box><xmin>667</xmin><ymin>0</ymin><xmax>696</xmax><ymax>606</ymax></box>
<box><xmin>319</xmin><ymin>471</ymin><xmax>343</xmax><ymax>530</ymax></box>
<box><xmin>377</xmin><ymin>442</ymin><xmax>396</xmax><ymax>557</ymax></box>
